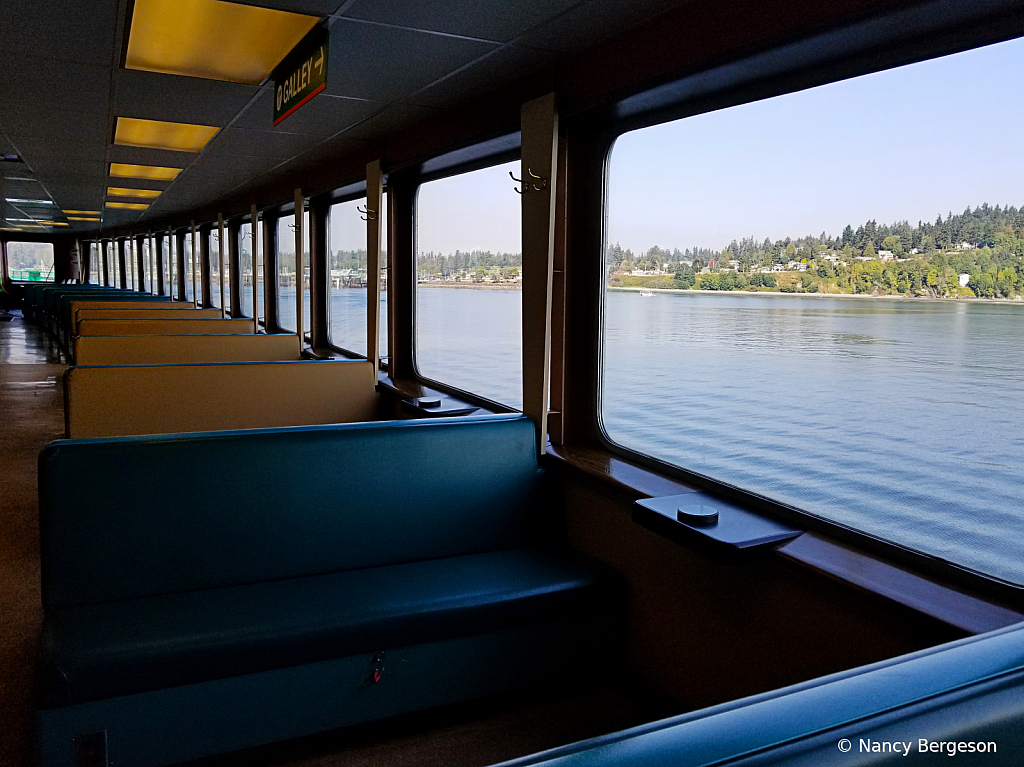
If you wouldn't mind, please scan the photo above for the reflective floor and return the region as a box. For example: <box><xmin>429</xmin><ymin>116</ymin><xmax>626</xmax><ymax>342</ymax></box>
<box><xmin>0</xmin><ymin>312</ymin><xmax>65</xmax><ymax>767</ymax></box>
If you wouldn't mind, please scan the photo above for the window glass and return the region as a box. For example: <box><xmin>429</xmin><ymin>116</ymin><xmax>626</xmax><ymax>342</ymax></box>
<box><xmin>129</xmin><ymin>239</ymin><xmax>137</xmax><ymax>291</ymax></box>
<box><xmin>105</xmin><ymin>242</ymin><xmax>114</xmax><ymax>287</ymax></box>
<box><xmin>327</xmin><ymin>194</ymin><xmax>389</xmax><ymax>356</ymax></box>
<box><xmin>5</xmin><ymin>241</ymin><xmax>54</xmax><ymax>281</ymax></box>
<box><xmin>88</xmin><ymin>242</ymin><xmax>99</xmax><ymax>284</ymax></box>
<box><xmin>160</xmin><ymin>238</ymin><xmax>170</xmax><ymax>295</ymax></box>
<box><xmin>222</xmin><ymin>228</ymin><xmax>231</xmax><ymax>313</ymax></box>
<box><xmin>207</xmin><ymin>230</ymin><xmax>220</xmax><ymax>308</ymax></box>
<box><xmin>183</xmin><ymin>233</ymin><xmax>193</xmax><ymax>302</ymax></box>
<box><xmin>240</xmin><ymin>221</ymin><xmax>263</xmax><ymax>320</ymax></box>
<box><xmin>167</xmin><ymin>238</ymin><xmax>177</xmax><ymax>298</ymax></box>
<box><xmin>602</xmin><ymin>38</ymin><xmax>1024</xmax><ymax>584</ymax></box>
<box><xmin>276</xmin><ymin>212</ymin><xmax>309</xmax><ymax>333</ymax></box>
<box><xmin>416</xmin><ymin>162</ymin><xmax>523</xmax><ymax>407</ymax></box>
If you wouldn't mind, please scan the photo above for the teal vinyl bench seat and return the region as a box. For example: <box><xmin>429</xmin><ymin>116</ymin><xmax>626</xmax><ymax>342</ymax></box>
<box><xmin>39</xmin><ymin>548</ymin><xmax>608</xmax><ymax>707</ymax></box>
<box><xmin>490</xmin><ymin>620</ymin><xmax>1024</xmax><ymax>767</ymax></box>
<box><xmin>36</xmin><ymin>415</ymin><xmax>619</xmax><ymax>767</ymax></box>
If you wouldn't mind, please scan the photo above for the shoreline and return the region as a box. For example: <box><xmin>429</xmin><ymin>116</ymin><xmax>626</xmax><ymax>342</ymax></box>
<box><xmin>609</xmin><ymin>286</ymin><xmax>1024</xmax><ymax>304</ymax></box>
<box><xmin>417</xmin><ymin>281</ymin><xmax>522</xmax><ymax>290</ymax></box>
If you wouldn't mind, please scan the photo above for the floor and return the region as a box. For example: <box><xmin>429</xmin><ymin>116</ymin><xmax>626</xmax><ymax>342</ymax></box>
<box><xmin>0</xmin><ymin>314</ymin><xmax>64</xmax><ymax>767</ymax></box>
<box><xmin>0</xmin><ymin>311</ymin><xmax>670</xmax><ymax>767</ymax></box>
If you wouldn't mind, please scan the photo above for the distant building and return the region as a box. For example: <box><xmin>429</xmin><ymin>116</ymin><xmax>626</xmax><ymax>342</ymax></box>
<box><xmin>959</xmin><ymin>273</ymin><xmax>970</xmax><ymax>287</ymax></box>
<box><xmin>956</xmin><ymin>242</ymin><xmax>973</xmax><ymax>251</ymax></box>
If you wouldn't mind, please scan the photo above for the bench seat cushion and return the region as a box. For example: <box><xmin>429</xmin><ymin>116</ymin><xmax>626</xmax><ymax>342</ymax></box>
<box><xmin>39</xmin><ymin>548</ymin><xmax>613</xmax><ymax>707</ymax></box>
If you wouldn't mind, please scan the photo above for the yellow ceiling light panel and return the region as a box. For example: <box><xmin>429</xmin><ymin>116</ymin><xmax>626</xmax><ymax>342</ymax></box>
<box><xmin>114</xmin><ymin>117</ymin><xmax>219</xmax><ymax>153</ymax></box>
<box><xmin>69</xmin><ymin>216</ymin><xmax>102</xmax><ymax>222</ymax></box>
<box><xmin>64</xmin><ymin>210</ymin><xmax>102</xmax><ymax>215</ymax></box>
<box><xmin>107</xmin><ymin>186</ymin><xmax>162</xmax><ymax>199</ymax></box>
<box><xmin>125</xmin><ymin>0</ymin><xmax>320</xmax><ymax>84</ymax></box>
<box><xmin>110</xmin><ymin>163</ymin><xmax>181</xmax><ymax>181</ymax></box>
<box><xmin>105</xmin><ymin>202</ymin><xmax>150</xmax><ymax>211</ymax></box>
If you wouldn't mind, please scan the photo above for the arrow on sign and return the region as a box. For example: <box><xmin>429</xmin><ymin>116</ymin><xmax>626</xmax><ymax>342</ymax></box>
<box><xmin>314</xmin><ymin>47</ymin><xmax>325</xmax><ymax>75</ymax></box>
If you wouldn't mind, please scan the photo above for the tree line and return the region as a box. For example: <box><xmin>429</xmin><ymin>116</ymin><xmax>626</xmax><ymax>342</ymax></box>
<box><xmin>608</xmin><ymin>203</ymin><xmax>1024</xmax><ymax>298</ymax></box>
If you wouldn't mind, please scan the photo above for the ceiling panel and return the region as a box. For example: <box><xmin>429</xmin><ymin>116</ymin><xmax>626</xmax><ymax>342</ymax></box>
<box><xmin>107</xmin><ymin>144</ymin><xmax>198</xmax><ymax>170</ymax></box>
<box><xmin>0</xmin><ymin>58</ymin><xmax>111</xmax><ymax>115</ymax></box>
<box><xmin>230</xmin><ymin>0</ymin><xmax>346</xmax><ymax>18</ymax></box>
<box><xmin>405</xmin><ymin>44</ymin><xmax>561</xmax><ymax>109</ymax></box>
<box><xmin>339</xmin><ymin>103</ymin><xmax>440</xmax><ymax>141</ymax></box>
<box><xmin>340</xmin><ymin>0</ymin><xmax>582</xmax><ymax>43</ymax></box>
<box><xmin>0</xmin><ymin>180</ymin><xmax>47</xmax><ymax>199</ymax></box>
<box><xmin>2</xmin><ymin>108</ymin><xmax>109</xmax><ymax>145</ymax></box>
<box><xmin>324</xmin><ymin>20</ymin><xmax>499</xmax><ymax>102</ymax></box>
<box><xmin>516</xmin><ymin>0</ymin><xmax>685</xmax><ymax>53</ymax></box>
<box><xmin>232</xmin><ymin>91</ymin><xmax>379</xmax><ymax>135</ymax></box>
<box><xmin>205</xmin><ymin>127</ymin><xmax>324</xmax><ymax>159</ymax></box>
<box><xmin>0</xmin><ymin>0</ymin><xmax>120</xmax><ymax>67</ymax></box>
<box><xmin>113</xmin><ymin>69</ymin><xmax>261</xmax><ymax>126</ymax></box>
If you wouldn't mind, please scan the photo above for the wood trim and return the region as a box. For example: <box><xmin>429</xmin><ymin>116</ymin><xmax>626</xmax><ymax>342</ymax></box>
<box><xmin>547</xmin><ymin>442</ymin><xmax>1024</xmax><ymax>634</ymax></box>
<box><xmin>366</xmin><ymin>160</ymin><xmax>383</xmax><ymax>375</ymax></box>
<box><xmin>779</xmin><ymin>533</ymin><xmax>1024</xmax><ymax>635</ymax></box>
<box><xmin>521</xmin><ymin>94</ymin><xmax>559</xmax><ymax>457</ymax></box>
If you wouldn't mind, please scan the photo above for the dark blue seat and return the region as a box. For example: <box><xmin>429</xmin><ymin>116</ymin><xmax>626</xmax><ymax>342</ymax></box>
<box><xmin>490</xmin><ymin>620</ymin><xmax>1024</xmax><ymax>767</ymax></box>
<box><xmin>39</xmin><ymin>548</ymin><xmax>609</xmax><ymax>707</ymax></box>
<box><xmin>36</xmin><ymin>415</ymin><xmax>619</xmax><ymax>767</ymax></box>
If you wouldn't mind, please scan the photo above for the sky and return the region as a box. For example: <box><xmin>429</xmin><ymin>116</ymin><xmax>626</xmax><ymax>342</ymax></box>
<box><xmin>607</xmin><ymin>35</ymin><xmax>1024</xmax><ymax>257</ymax></box>
<box><xmin>396</xmin><ymin>35</ymin><xmax>1023</xmax><ymax>257</ymax></box>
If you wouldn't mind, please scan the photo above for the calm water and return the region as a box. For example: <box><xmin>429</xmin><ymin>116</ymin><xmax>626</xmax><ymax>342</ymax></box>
<box><xmin>349</xmin><ymin>285</ymin><xmax>1024</xmax><ymax>585</ymax></box>
<box><xmin>604</xmin><ymin>291</ymin><xmax>1024</xmax><ymax>585</ymax></box>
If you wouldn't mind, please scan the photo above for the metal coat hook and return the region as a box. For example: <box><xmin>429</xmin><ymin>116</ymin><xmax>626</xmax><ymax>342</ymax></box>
<box><xmin>358</xmin><ymin>205</ymin><xmax>377</xmax><ymax>221</ymax></box>
<box><xmin>511</xmin><ymin>168</ymin><xmax>548</xmax><ymax>194</ymax></box>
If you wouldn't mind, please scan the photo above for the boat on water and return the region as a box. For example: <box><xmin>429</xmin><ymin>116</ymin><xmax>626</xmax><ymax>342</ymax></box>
<box><xmin>640</xmin><ymin>290</ymin><xmax>655</xmax><ymax>297</ymax></box>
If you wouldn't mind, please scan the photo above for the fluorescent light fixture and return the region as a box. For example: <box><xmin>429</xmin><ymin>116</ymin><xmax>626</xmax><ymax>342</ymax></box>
<box><xmin>68</xmin><ymin>216</ymin><xmax>102</xmax><ymax>222</ymax></box>
<box><xmin>6</xmin><ymin>198</ymin><xmax>54</xmax><ymax>205</ymax></box>
<box><xmin>114</xmin><ymin>117</ymin><xmax>218</xmax><ymax>153</ymax></box>
<box><xmin>110</xmin><ymin>163</ymin><xmax>181</xmax><ymax>181</ymax></box>
<box><xmin>105</xmin><ymin>201</ymin><xmax>150</xmax><ymax>210</ymax></box>
<box><xmin>64</xmin><ymin>210</ymin><xmax>102</xmax><ymax>215</ymax></box>
<box><xmin>125</xmin><ymin>0</ymin><xmax>319</xmax><ymax>84</ymax></box>
<box><xmin>107</xmin><ymin>186</ymin><xmax>162</xmax><ymax>199</ymax></box>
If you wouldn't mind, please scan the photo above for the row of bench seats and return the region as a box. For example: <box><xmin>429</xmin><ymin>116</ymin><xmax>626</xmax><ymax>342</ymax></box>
<box><xmin>32</xmin><ymin>286</ymin><xmax>623</xmax><ymax>766</ymax></box>
<box><xmin>22</xmin><ymin>285</ymin><xmax>381</xmax><ymax>438</ymax></box>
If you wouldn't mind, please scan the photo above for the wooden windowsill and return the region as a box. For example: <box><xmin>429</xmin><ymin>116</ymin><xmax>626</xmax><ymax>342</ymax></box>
<box><xmin>545</xmin><ymin>442</ymin><xmax>1024</xmax><ymax>635</ymax></box>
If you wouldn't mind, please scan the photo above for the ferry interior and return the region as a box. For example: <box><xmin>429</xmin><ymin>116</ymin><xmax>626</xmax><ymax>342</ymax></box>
<box><xmin>2</xmin><ymin>0</ymin><xmax>1024</xmax><ymax>765</ymax></box>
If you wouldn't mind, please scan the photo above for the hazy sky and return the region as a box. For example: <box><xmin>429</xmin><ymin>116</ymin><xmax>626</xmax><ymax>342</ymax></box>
<box><xmin>398</xmin><ymin>36</ymin><xmax>1023</xmax><ymax>257</ymax></box>
<box><xmin>417</xmin><ymin>162</ymin><xmax>522</xmax><ymax>255</ymax></box>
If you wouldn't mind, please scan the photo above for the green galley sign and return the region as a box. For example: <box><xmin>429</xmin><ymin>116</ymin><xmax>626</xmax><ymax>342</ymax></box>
<box><xmin>273</xmin><ymin>29</ymin><xmax>328</xmax><ymax>126</ymax></box>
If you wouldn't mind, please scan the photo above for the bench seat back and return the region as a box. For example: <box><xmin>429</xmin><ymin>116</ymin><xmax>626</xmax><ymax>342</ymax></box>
<box><xmin>64</xmin><ymin>359</ymin><xmax>377</xmax><ymax>438</ymax></box>
<box><xmin>74</xmin><ymin>333</ymin><xmax>300</xmax><ymax>365</ymax></box>
<box><xmin>39</xmin><ymin>415</ymin><xmax>542</xmax><ymax>608</ymax></box>
<box><xmin>76</xmin><ymin>317</ymin><xmax>255</xmax><ymax>336</ymax></box>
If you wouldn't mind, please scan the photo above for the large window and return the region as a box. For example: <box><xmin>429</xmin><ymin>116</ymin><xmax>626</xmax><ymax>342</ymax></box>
<box><xmin>221</xmin><ymin>229</ymin><xmax>231</xmax><ymax>313</ymax></box>
<box><xmin>602</xmin><ymin>38</ymin><xmax>1024</xmax><ymax>584</ymax></box>
<box><xmin>328</xmin><ymin>194</ymin><xmax>388</xmax><ymax>357</ymax></box>
<box><xmin>207</xmin><ymin>229</ymin><xmax>220</xmax><ymax>308</ymax></box>
<box><xmin>160</xmin><ymin>237</ymin><xmax>171</xmax><ymax>296</ymax></box>
<box><xmin>416</xmin><ymin>162</ymin><xmax>523</xmax><ymax>407</ymax></box>
<box><xmin>183</xmin><ymin>232</ymin><xmax>194</xmax><ymax>302</ymax></box>
<box><xmin>276</xmin><ymin>212</ymin><xmax>309</xmax><ymax>333</ymax></box>
<box><xmin>239</xmin><ymin>221</ymin><xmax>263</xmax><ymax>321</ymax></box>
<box><xmin>5</xmin><ymin>241</ymin><xmax>54</xmax><ymax>281</ymax></box>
